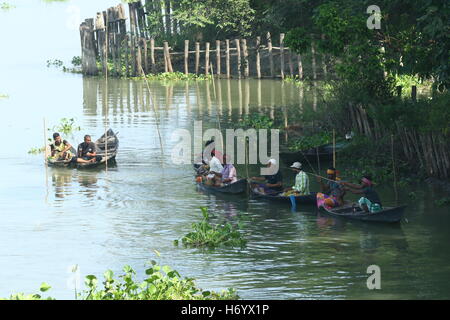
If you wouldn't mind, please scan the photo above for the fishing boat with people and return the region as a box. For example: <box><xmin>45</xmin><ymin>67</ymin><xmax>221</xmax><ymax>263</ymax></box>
<box><xmin>196</xmin><ymin>178</ymin><xmax>248</xmax><ymax>194</ymax></box>
<box><xmin>318</xmin><ymin>204</ymin><xmax>407</xmax><ymax>223</ymax></box>
<box><xmin>46</xmin><ymin>129</ymin><xmax>119</xmax><ymax>169</ymax></box>
<box><xmin>250</xmin><ymin>188</ymin><xmax>317</xmax><ymax>205</ymax></box>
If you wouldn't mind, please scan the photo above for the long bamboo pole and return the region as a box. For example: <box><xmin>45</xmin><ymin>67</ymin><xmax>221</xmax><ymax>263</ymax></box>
<box><xmin>333</xmin><ymin>129</ymin><xmax>336</xmax><ymax>168</ymax></box>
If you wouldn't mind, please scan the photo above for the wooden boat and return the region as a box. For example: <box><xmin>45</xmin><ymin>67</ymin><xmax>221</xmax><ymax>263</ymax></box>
<box><xmin>196</xmin><ymin>179</ymin><xmax>248</xmax><ymax>194</ymax></box>
<box><xmin>46</xmin><ymin>129</ymin><xmax>119</xmax><ymax>169</ymax></box>
<box><xmin>280</xmin><ymin>141</ymin><xmax>349</xmax><ymax>165</ymax></box>
<box><xmin>319</xmin><ymin>204</ymin><xmax>407</xmax><ymax>223</ymax></box>
<box><xmin>250</xmin><ymin>188</ymin><xmax>317</xmax><ymax>205</ymax></box>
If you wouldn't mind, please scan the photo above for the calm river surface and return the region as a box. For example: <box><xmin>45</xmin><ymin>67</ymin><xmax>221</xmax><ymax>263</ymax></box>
<box><xmin>1</xmin><ymin>0</ymin><xmax>449</xmax><ymax>300</ymax></box>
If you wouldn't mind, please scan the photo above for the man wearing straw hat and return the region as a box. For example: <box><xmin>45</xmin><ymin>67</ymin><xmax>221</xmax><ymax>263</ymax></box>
<box><xmin>283</xmin><ymin>162</ymin><xmax>310</xmax><ymax>197</ymax></box>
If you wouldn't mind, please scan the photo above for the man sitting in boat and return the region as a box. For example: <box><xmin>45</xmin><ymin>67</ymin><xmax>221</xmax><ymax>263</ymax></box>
<box><xmin>282</xmin><ymin>162</ymin><xmax>309</xmax><ymax>196</ymax></box>
<box><xmin>205</xmin><ymin>150</ymin><xmax>224</xmax><ymax>186</ymax></box>
<box><xmin>214</xmin><ymin>153</ymin><xmax>237</xmax><ymax>185</ymax></box>
<box><xmin>251</xmin><ymin>159</ymin><xmax>283</xmax><ymax>195</ymax></box>
<box><xmin>316</xmin><ymin>167</ymin><xmax>345</xmax><ymax>209</ymax></box>
<box><xmin>342</xmin><ymin>175</ymin><xmax>382</xmax><ymax>213</ymax></box>
<box><xmin>49</xmin><ymin>132</ymin><xmax>74</xmax><ymax>161</ymax></box>
<box><xmin>76</xmin><ymin>135</ymin><xmax>101</xmax><ymax>164</ymax></box>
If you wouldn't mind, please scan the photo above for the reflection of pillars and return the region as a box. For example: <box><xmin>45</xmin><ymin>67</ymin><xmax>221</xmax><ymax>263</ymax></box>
<box><xmin>244</xmin><ymin>79</ymin><xmax>250</xmax><ymax>115</ymax></box>
<box><xmin>206</xmin><ymin>81</ymin><xmax>212</xmax><ymax>116</ymax></box>
<box><xmin>126</xmin><ymin>81</ymin><xmax>131</xmax><ymax>120</ymax></box>
<box><xmin>83</xmin><ymin>77</ymin><xmax>98</xmax><ymax>116</ymax></box>
<box><xmin>313</xmin><ymin>81</ymin><xmax>318</xmax><ymax>111</ymax></box>
<box><xmin>227</xmin><ymin>79</ymin><xmax>232</xmax><ymax>118</ymax></box>
<box><xmin>133</xmin><ymin>81</ymin><xmax>139</xmax><ymax>114</ymax></box>
<box><xmin>165</xmin><ymin>85</ymin><xmax>170</xmax><ymax>111</ymax></box>
<box><xmin>217</xmin><ymin>80</ymin><xmax>222</xmax><ymax>116</ymax></box>
<box><xmin>257</xmin><ymin>80</ymin><xmax>262</xmax><ymax>113</ymax></box>
<box><xmin>139</xmin><ymin>81</ymin><xmax>144</xmax><ymax>113</ymax></box>
<box><xmin>238</xmin><ymin>79</ymin><xmax>243</xmax><ymax>119</ymax></box>
<box><xmin>185</xmin><ymin>82</ymin><xmax>190</xmax><ymax>115</ymax></box>
<box><xmin>195</xmin><ymin>82</ymin><xmax>202</xmax><ymax>116</ymax></box>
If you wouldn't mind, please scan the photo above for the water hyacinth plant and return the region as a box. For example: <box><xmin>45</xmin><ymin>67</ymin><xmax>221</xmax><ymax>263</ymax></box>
<box><xmin>3</xmin><ymin>263</ymin><xmax>238</xmax><ymax>300</ymax></box>
<box><xmin>175</xmin><ymin>207</ymin><xmax>247</xmax><ymax>248</ymax></box>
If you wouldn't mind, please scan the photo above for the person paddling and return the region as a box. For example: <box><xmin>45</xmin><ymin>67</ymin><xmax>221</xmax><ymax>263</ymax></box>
<box><xmin>342</xmin><ymin>175</ymin><xmax>382</xmax><ymax>213</ymax></box>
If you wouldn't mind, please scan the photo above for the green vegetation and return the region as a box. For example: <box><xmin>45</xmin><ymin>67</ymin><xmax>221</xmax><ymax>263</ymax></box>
<box><xmin>175</xmin><ymin>207</ymin><xmax>247</xmax><ymax>248</ymax></box>
<box><xmin>50</xmin><ymin>117</ymin><xmax>81</xmax><ymax>136</ymax></box>
<box><xmin>288</xmin><ymin>131</ymin><xmax>333</xmax><ymax>152</ymax></box>
<box><xmin>0</xmin><ymin>2</ymin><xmax>15</xmax><ymax>10</ymax></box>
<box><xmin>240</xmin><ymin>114</ymin><xmax>274</xmax><ymax>129</ymax></box>
<box><xmin>435</xmin><ymin>197</ymin><xmax>450</xmax><ymax>207</ymax></box>
<box><xmin>0</xmin><ymin>94</ymin><xmax>9</xmax><ymax>99</ymax></box>
<box><xmin>4</xmin><ymin>263</ymin><xmax>238</xmax><ymax>300</ymax></box>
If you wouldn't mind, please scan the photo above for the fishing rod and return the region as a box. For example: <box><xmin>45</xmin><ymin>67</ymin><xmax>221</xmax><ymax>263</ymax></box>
<box><xmin>140</xmin><ymin>65</ymin><xmax>165</xmax><ymax>163</ymax></box>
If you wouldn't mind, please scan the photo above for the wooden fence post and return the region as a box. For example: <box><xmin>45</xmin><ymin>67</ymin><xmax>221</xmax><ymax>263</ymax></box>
<box><xmin>95</xmin><ymin>12</ymin><xmax>107</xmax><ymax>75</ymax></box>
<box><xmin>143</xmin><ymin>38</ymin><xmax>148</xmax><ymax>73</ymax></box>
<box><xmin>267</xmin><ymin>32</ymin><xmax>274</xmax><ymax>78</ymax></box>
<box><xmin>256</xmin><ymin>36</ymin><xmax>261</xmax><ymax>79</ymax></box>
<box><xmin>163</xmin><ymin>41</ymin><xmax>173</xmax><ymax>72</ymax></box>
<box><xmin>297</xmin><ymin>54</ymin><xmax>303</xmax><ymax>80</ymax></box>
<box><xmin>195</xmin><ymin>42</ymin><xmax>200</xmax><ymax>75</ymax></box>
<box><xmin>311</xmin><ymin>36</ymin><xmax>317</xmax><ymax>81</ymax></box>
<box><xmin>280</xmin><ymin>33</ymin><xmax>285</xmax><ymax>79</ymax></box>
<box><xmin>205</xmin><ymin>42</ymin><xmax>210</xmax><ymax>75</ymax></box>
<box><xmin>235</xmin><ymin>39</ymin><xmax>241</xmax><ymax>79</ymax></box>
<box><xmin>184</xmin><ymin>40</ymin><xmax>189</xmax><ymax>75</ymax></box>
<box><xmin>216</xmin><ymin>40</ymin><xmax>221</xmax><ymax>76</ymax></box>
<box><xmin>242</xmin><ymin>39</ymin><xmax>249</xmax><ymax>78</ymax></box>
<box><xmin>136</xmin><ymin>38</ymin><xmax>143</xmax><ymax>76</ymax></box>
<box><xmin>150</xmin><ymin>38</ymin><xmax>155</xmax><ymax>73</ymax></box>
<box><xmin>226</xmin><ymin>39</ymin><xmax>230</xmax><ymax>78</ymax></box>
<box><xmin>128</xmin><ymin>2</ymin><xmax>137</xmax><ymax>75</ymax></box>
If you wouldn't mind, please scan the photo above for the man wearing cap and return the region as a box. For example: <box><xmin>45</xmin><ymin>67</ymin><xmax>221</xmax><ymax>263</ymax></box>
<box><xmin>251</xmin><ymin>159</ymin><xmax>283</xmax><ymax>194</ymax></box>
<box><xmin>283</xmin><ymin>162</ymin><xmax>309</xmax><ymax>196</ymax></box>
<box><xmin>342</xmin><ymin>175</ymin><xmax>382</xmax><ymax>213</ymax></box>
<box><xmin>316</xmin><ymin>167</ymin><xmax>345</xmax><ymax>209</ymax></box>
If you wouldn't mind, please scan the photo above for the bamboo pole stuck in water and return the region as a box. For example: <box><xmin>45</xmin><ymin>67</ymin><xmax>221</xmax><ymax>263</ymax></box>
<box><xmin>280</xmin><ymin>33</ymin><xmax>285</xmax><ymax>79</ymax></box>
<box><xmin>184</xmin><ymin>40</ymin><xmax>189</xmax><ymax>75</ymax></box>
<box><xmin>256</xmin><ymin>36</ymin><xmax>261</xmax><ymax>79</ymax></box>
<box><xmin>216</xmin><ymin>40</ymin><xmax>221</xmax><ymax>76</ymax></box>
<box><xmin>235</xmin><ymin>39</ymin><xmax>241</xmax><ymax>79</ymax></box>
<box><xmin>195</xmin><ymin>42</ymin><xmax>200</xmax><ymax>75</ymax></box>
<box><xmin>267</xmin><ymin>32</ymin><xmax>274</xmax><ymax>77</ymax></box>
<box><xmin>205</xmin><ymin>42</ymin><xmax>210</xmax><ymax>76</ymax></box>
<box><xmin>225</xmin><ymin>40</ymin><xmax>230</xmax><ymax>78</ymax></box>
<box><xmin>150</xmin><ymin>38</ymin><xmax>155</xmax><ymax>73</ymax></box>
<box><xmin>242</xmin><ymin>39</ymin><xmax>249</xmax><ymax>78</ymax></box>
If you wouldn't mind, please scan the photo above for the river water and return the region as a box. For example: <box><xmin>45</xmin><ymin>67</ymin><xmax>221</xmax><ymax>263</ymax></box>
<box><xmin>1</xmin><ymin>0</ymin><xmax>449</xmax><ymax>300</ymax></box>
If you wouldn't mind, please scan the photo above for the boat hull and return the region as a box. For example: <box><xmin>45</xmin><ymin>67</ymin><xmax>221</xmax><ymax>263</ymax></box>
<box><xmin>319</xmin><ymin>205</ymin><xmax>407</xmax><ymax>223</ymax></box>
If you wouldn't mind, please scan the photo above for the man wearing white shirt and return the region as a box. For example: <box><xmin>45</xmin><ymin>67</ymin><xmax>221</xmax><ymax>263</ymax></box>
<box><xmin>206</xmin><ymin>150</ymin><xmax>223</xmax><ymax>185</ymax></box>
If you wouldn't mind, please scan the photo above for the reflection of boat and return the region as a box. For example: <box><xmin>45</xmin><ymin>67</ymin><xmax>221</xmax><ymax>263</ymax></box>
<box><xmin>280</xmin><ymin>141</ymin><xmax>349</xmax><ymax>165</ymax></box>
<box><xmin>196</xmin><ymin>179</ymin><xmax>248</xmax><ymax>194</ymax></box>
<box><xmin>319</xmin><ymin>204</ymin><xmax>407</xmax><ymax>223</ymax></box>
<box><xmin>250</xmin><ymin>188</ymin><xmax>317</xmax><ymax>205</ymax></box>
<box><xmin>46</xmin><ymin>129</ymin><xmax>119</xmax><ymax>169</ymax></box>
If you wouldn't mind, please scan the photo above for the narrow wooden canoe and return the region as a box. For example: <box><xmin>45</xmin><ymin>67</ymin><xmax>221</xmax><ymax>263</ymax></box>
<box><xmin>196</xmin><ymin>179</ymin><xmax>248</xmax><ymax>194</ymax></box>
<box><xmin>47</xmin><ymin>129</ymin><xmax>119</xmax><ymax>169</ymax></box>
<box><xmin>250</xmin><ymin>188</ymin><xmax>317</xmax><ymax>205</ymax></box>
<box><xmin>319</xmin><ymin>204</ymin><xmax>407</xmax><ymax>223</ymax></box>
